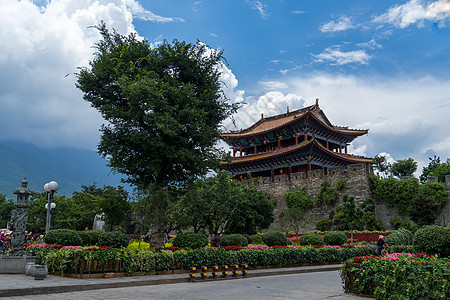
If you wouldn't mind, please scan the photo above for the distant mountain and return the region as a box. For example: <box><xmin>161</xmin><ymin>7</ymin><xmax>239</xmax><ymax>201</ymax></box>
<box><xmin>0</xmin><ymin>141</ymin><xmax>129</xmax><ymax>199</ymax></box>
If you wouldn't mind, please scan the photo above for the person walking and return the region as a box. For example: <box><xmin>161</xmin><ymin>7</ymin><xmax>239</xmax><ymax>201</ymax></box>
<box><xmin>376</xmin><ymin>235</ymin><xmax>386</xmax><ymax>256</ymax></box>
<box><xmin>0</xmin><ymin>232</ymin><xmax>6</xmax><ymax>255</ymax></box>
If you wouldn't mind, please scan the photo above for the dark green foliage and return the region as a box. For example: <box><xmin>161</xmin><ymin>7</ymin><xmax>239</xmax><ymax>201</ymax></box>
<box><xmin>210</xmin><ymin>235</ymin><xmax>221</xmax><ymax>247</ymax></box>
<box><xmin>371</xmin><ymin>155</ymin><xmax>391</xmax><ymax>177</ymax></box>
<box><xmin>261</xmin><ymin>231</ymin><xmax>291</xmax><ymax>247</ymax></box>
<box><xmin>278</xmin><ymin>207</ymin><xmax>305</xmax><ymax>240</ymax></box>
<box><xmin>419</xmin><ymin>181</ymin><xmax>448</xmax><ymax>208</ymax></box>
<box><xmin>384</xmin><ymin>228</ymin><xmax>414</xmax><ymax>246</ymax></box>
<box><xmin>44</xmin><ymin>229</ymin><xmax>82</xmax><ymax>246</ymax></box>
<box><xmin>333</xmin><ymin>195</ymin><xmax>364</xmax><ymax>231</ymax></box>
<box><xmin>220</xmin><ymin>234</ymin><xmax>249</xmax><ymax>247</ymax></box>
<box><xmin>428</xmin><ymin>159</ymin><xmax>450</xmax><ymax>183</ymax></box>
<box><xmin>98</xmin><ymin>231</ymin><xmax>130</xmax><ymax>249</ymax></box>
<box><xmin>315</xmin><ymin>181</ymin><xmax>337</xmax><ymax>205</ymax></box>
<box><xmin>323</xmin><ymin>231</ymin><xmax>347</xmax><ymax>246</ymax></box>
<box><xmin>360</xmin><ymin>198</ymin><xmax>383</xmax><ymax>231</ymax></box>
<box><xmin>334</xmin><ymin>178</ymin><xmax>347</xmax><ymax>191</ymax></box>
<box><xmin>298</xmin><ymin>233</ymin><xmax>324</xmax><ymax>246</ymax></box>
<box><xmin>250</xmin><ymin>234</ymin><xmax>262</xmax><ymax>244</ymax></box>
<box><xmin>79</xmin><ymin>184</ymin><xmax>130</xmax><ymax>230</ymax></box>
<box><xmin>391</xmin><ymin>158</ymin><xmax>417</xmax><ymax>178</ymax></box>
<box><xmin>0</xmin><ymin>194</ymin><xmax>15</xmax><ymax>228</ymax></box>
<box><xmin>413</xmin><ymin>225</ymin><xmax>450</xmax><ymax>257</ymax></box>
<box><xmin>389</xmin><ymin>217</ymin><xmax>417</xmax><ymax>232</ymax></box>
<box><xmin>370</xmin><ymin>176</ymin><xmax>419</xmax><ymax>215</ymax></box>
<box><xmin>27</xmin><ymin>192</ymin><xmax>99</xmax><ymax>233</ymax></box>
<box><xmin>78</xmin><ymin>230</ymin><xmax>104</xmax><ymax>246</ymax></box>
<box><xmin>410</xmin><ymin>194</ymin><xmax>440</xmax><ymax>225</ymax></box>
<box><xmin>284</xmin><ymin>188</ymin><xmax>314</xmax><ymax>210</ymax></box>
<box><xmin>419</xmin><ymin>155</ymin><xmax>441</xmax><ymax>183</ymax></box>
<box><xmin>316</xmin><ymin>219</ymin><xmax>332</xmax><ymax>231</ymax></box>
<box><xmin>76</xmin><ymin>23</ymin><xmax>238</xmax><ymax>188</ymax></box>
<box><xmin>172</xmin><ymin>232</ymin><xmax>208</xmax><ymax>249</ymax></box>
<box><xmin>177</xmin><ymin>170</ymin><xmax>274</xmax><ymax>236</ymax></box>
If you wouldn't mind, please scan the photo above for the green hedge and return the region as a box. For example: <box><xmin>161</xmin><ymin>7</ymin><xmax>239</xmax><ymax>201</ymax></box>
<box><xmin>413</xmin><ymin>225</ymin><xmax>450</xmax><ymax>257</ymax></box>
<box><xmin>44</xmin><ymin>229</ymin><xmax>82</xmax><ymax>246</ymax></box>
<box><xmin>341</xmin><ymin>255</ymin><xmax>450</xmax><ymax>299</ymax></box>
<box><xmin>298</xmin><ymin>233</ymin><xmax>324</xmax><ymax>246</ymax></box>
<box><xmin>323</xmin><ymin>231</ymin><xmax>347</xmax><ymax>246</ymax></box>
<box><xmin>27</xmin><ymin>245</ymin><xmax>375</xmax><ymax>275</ymax></box>
<box><xmin>384</xmin><ymin>228</ymin><xmax>414</xmax><ymax>246</ymax></box>
<box><xmin>220</xmin><ymin>234</ymin><xmax>249</xmax><ymax>247</ymax></box>
<box><xmin>172</xmin><ymin>232</ymin><xmax>208</xmax><ymax>249</ymax></box>
<box><xmin>261</xmin><ymin>231</ymin><xmax>292</xmax><ymax>246</ymax></box>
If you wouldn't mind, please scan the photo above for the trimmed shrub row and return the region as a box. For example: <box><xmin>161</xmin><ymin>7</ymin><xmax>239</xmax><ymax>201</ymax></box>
<box><xmin>28</xmin><ymin>245</ymin><xmax>375</xmax><ymax>275</ymax></box>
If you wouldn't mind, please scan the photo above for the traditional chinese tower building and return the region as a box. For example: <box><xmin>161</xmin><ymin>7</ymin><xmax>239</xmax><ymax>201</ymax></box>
<box><xmin>220</xmin><ymin>99</ymin><xmax>372</xmax><ymax>180</ymax></box>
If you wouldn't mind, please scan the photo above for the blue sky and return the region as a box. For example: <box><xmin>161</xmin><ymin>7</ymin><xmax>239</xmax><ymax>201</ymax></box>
<box><xmin>1</xmin><ymin>0</ymin><xmax>450</xmax><ymax>175</ymax></box>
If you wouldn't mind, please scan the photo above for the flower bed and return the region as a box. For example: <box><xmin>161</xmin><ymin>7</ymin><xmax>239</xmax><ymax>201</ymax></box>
<box><xmin>286</xmin><ymin>231</ymin><xmax>391</xmax><ymax>244</ymax></box>
<box><xmin>25</xmin><ymin>243</ymin><xmax>374</xmax><ymax>276</ymax></box>
<box><xmin>340</xmin><ymin>253</ymin><xmax>450</xmax><ymax>299</ymax></box>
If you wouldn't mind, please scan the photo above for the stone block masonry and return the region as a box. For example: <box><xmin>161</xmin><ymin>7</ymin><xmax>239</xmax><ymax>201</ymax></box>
<box><xmin>246</xmin><ymin>163</ymin><xmax>373</xmax><ymax>231</ymax></box>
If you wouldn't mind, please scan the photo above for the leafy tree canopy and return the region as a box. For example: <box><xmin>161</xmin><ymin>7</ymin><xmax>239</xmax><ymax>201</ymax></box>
<box><xmin>429</xmin><ymin>159</ymin><xmax>450</xmax><ymax>183</ymax></box>
<box><xmin>77</xmin><ymin>184</ymin><xmax>130</xmax><ymax>230</ymax></box>
<box><xmin>391</xmin><ymin>158</ymin><xmax>417</xmax><ymax>178</ymax></box>
<box><xmin>76</xmin><ymin>23</ymin><xmax>239</xmax><ymax>188</ymax></box>
<box><xmin>372</xmin><ymin>155</ymin><xmax>391</xmax><ymax>178</ymax></box>
<box><xmin>419</xmin><ymin>155</ymin><xmax>441</xmax><ymax>183</ymax></box>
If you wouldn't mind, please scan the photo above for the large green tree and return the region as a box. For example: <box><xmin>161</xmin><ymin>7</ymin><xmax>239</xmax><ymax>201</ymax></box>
<box><xmin>76</xmin><ymin>24</ymin><xmax>238</xmax><ymax>188</ymax></box>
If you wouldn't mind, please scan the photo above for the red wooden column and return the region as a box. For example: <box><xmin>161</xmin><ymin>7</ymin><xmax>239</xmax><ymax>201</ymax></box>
<box><xmin>304</xmin><ymin>132</ymin><xmax>307</xmax><ymax>141</ymax></box>
<box><xmin>233</xmin><ymin>147</ymin><xmax>236</xmax><ymax>157</ymax></box>
<box><xmin>278</xmin><ymin>136</ymin><xmax>282</xmax><ymax>149</ymax></box>
<box><xmin>345</xmin><ymin>145</ymin><xmax>348</xmax><ymax>154</ymax></box>
<box><xmin>295</xmin><ymin>133</ymin><xmax>299</xmax><ymax>145</ymax></box>
<box><xmin>326</xmin><ymin>140</ymin><xmax>329</xmax><ymax>150</ymax></box>
<box><xmin>240</xmin><ymin>146</ymin><xmax>242</xmax><ymax>156</ymax></box>
<box><xmin>254</xmin><ymin>144</ymin><xmax>257</xmax><ymax>154</ymax></box>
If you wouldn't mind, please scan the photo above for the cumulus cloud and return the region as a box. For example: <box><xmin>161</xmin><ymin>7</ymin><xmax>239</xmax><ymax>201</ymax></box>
<box><xmin>373</xmin><ymin>0</ymin><xmax>450</xmax><ymax>28</ymax></box>
<box><xmin>221</xmin><ymin>73</ymin><xmax>450</xmax><ymax>164</ymax></box>
<box><xmin>0</xmin><ymin>0</ymin><xmax>184</xmax><ymax>150</ymax></box>
<box><xmin>312</xmin><ymin>46</ymin><xmax>371</xmax><ymax>65</ymax></box>
<box><xmin>246</xmin><ymin>0</ymin><xmax>268</xmax><ymax>19</ymax></box>
<box><xmin>320</xmin><ymin>16</ymin><xmax>355</xmax><ymax>32</ymax></box>
<box><xmin>223</xmin><ymin>91</ymin><xmax>305</xmax><ymax>132</ymax></box>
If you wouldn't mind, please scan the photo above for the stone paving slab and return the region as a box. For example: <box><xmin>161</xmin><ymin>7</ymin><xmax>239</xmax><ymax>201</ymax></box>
<box><xmin>0</xmin><ymin>264</ymin><xmax>341</xmax><ymax>297</ymax></box>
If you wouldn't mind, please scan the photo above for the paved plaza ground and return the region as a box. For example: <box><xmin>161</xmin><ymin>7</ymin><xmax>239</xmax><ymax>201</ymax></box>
<box><xmin>0</xmin><ymin>265</ymin><xmax>364</xmax><ymax>299</ymax></box>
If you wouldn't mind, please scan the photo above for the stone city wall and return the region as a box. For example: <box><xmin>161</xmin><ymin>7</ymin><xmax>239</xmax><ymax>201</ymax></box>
<box><xmin>246</xmin><ymin>165</ymin><xmax>450</xmax><ymax>231</ymax></box>
<box><xmin>245</xmin><ymin>163</ymin><xmax>373</xmax><ymax>231</ymax></box>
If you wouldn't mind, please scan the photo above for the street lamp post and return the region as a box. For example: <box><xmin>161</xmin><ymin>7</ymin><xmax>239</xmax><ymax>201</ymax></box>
<box><xmin>44</xmin><ymin>181</ymin><xmax>58</xmax><ymax>233</ymax></box>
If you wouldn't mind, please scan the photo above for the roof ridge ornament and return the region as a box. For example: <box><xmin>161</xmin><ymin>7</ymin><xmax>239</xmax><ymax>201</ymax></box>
<box><xmin>316</xmin><ymin>98</ymin><xmax>319</xmax><ymax>106</ymax></box>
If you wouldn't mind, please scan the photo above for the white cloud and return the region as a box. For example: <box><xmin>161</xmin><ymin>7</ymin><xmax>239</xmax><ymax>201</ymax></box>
<box><xmin>224</xmin><ymin>91</ymin><xmax>305</xmax><ymax>132</ymax></box>
<box><xmin>246</xmin><ymin>0</ymin><xmax>268</xmax><ymax>19</ymax></box>
<box><xmin>320</xmin><ymin>16</ymin><xmax>354</xmax><ymax>32</ymax></box>
<box><xmin>292</xmin><ymin>10</ymin><xmax>305</xmax><ymax>15</ymax></box>
<box><xmin>373</xmin><ymin>0</ymin><xmax>450</xmax><ymax>28</ymax></box>
<box><xmin>259</xmin><ymin>81</ymin><xmax>289</xmax><ymax>90</ymax></box>
<box><xmin>312</xmin><ymin>46</ymin><xmax>371</xmax><ymax>65</ymax></box>
<box><xmin>357</xmin><ymin>39</ymin><xmax>383</xmax><ymax>50</ymax></box>
<box><xmin>124</xmin><ymin>0</ymin><xmax>184</xmax><ymax>22</ymax></box>
<box><xmin>222</xmin><ymin>73</ymin><xmax>450</xmax><ymax>168</ymax></box>
<box><xmin>0</xmin><ymin>0</ymin><xmax>184</xmax><ymax>150</ymax></box>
